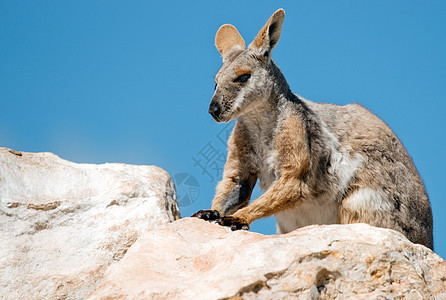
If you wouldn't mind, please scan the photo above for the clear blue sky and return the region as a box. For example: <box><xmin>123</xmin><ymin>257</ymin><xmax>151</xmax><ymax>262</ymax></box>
<box><xmin>1</xmin><ymin>1</ymin><xmax>445</xmax><ymax>258</ymax></box>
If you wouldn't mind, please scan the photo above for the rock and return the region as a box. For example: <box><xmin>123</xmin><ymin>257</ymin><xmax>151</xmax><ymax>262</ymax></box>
<box><xmin>90</xmin><ymin>218</ymin><xmax>446</xmax><ymax>300</ymax></box>
<box><xmin>0</xmin><ymin>148</ymin><xmax>180</xmax><ymax>300</ymax></box>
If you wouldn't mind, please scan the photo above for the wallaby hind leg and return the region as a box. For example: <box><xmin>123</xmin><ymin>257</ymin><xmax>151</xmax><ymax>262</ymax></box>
<box><xmin>338</xmin><ymin>187</ymin><xmax>433</xmax><ymax>249</ymax></box>
<box><xmin>338</xmin><ymin>188</ymin><xmax>395</xmax><ymax>226</ymax></box>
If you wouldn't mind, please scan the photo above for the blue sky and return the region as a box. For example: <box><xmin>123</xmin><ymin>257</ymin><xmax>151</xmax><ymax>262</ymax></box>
<box><xmin>1</xmin><ymin>1</ymin><xmax>445</xmax><ymax>258</ymax></box>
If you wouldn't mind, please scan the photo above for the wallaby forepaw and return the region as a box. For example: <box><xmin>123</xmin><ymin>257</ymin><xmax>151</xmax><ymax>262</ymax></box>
<box><xmin>192</xmin><ymin>211</ymin><xmax>249</xmax><ymax>231</ymax></box>
<box><xmin>218</xmin><ymin>216</ymin><xmax>250</xmax><ymax>231</ymax></box>
<box><xmin>191</xmin><ymin>209</ymin><xmax>220</xmax><ymax>221</ymax></box>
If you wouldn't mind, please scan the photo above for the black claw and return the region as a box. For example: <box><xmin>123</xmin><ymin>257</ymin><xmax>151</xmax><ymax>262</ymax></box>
<box><xmin>192</xmin><ymin>210</ymin><xmax>220</xmax><ymax>221</ymax></box>
<box><xmin>212</xmin><ymin>210</ymin><xmax>220</xmax><ymax>219</ymax></box>
<box><xmin>217</xmin><ymin>216</ymin><xmax>250</xmax><ymax>231</ymax></box>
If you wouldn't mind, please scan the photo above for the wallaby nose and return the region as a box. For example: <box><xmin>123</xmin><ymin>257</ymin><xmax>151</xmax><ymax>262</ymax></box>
<box><xmin>209</xmin><ymin>102</ymin><xmax>222</xmax><ymax>119</ymax></box>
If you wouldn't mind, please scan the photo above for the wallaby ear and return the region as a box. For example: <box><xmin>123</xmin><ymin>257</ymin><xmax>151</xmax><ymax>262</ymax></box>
<box><xmin>249</xmin><ymin>9</ymin><xmax>285</xmax><ymax>56</ymax></box>
<box><xmin>215</xmin><ymin>24</ymin><xmax>246</xmax><ymax>58</ymax></box>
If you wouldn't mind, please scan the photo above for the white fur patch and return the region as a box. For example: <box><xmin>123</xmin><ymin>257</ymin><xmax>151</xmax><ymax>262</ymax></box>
<box><xmin>259</xmin><ymin>148</ymin><xmax>278</xmax><ymax>190</ymax></box>
<box><xmin>232</xmin><ymin>88</ymin><xmax>246</xmax><ymax>112</ymax></box>
<box><xmin>320</xmin><ymin>120</ymin><xmax>363</xmax><ymax>194</ymax></box>
<box><xmin>342</xmin><ymin>188</ymin><xmax>392</xmax><ymax>212</ymax></box>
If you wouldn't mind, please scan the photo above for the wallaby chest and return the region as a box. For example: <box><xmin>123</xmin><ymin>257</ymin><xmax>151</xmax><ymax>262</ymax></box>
<box><xmin>238</xmin><ymin>113</ymin><xmax>280</xmax><ymax>191</ymax></box>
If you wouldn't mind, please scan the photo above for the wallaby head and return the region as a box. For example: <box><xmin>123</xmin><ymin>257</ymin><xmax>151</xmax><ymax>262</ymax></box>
<box><xmin>209</xmin><ymin>9</ymin><xmax>286</xmax><ymax>122</ymax></box>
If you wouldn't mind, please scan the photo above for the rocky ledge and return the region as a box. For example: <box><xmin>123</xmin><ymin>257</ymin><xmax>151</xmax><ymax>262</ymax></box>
<box><xmin>91</xmin><ymin>218</ymin><xmax>446</xmax><ymax>300</ymax></box>
<box><xmin>2</xmin><ymin>148</ymin><xmax>445</xmax><ymax>300</ymax></box>
<box><xmin>0</xmin><ymin>148</ymin><xmax>180</xmax><ymax>299</ymax></box>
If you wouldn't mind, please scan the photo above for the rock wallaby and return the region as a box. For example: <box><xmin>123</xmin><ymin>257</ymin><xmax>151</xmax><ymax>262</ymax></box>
<box><xmin>193</xmin><ymin>9</ymin><xmax>433</xmax><ymax>249</ymax></box>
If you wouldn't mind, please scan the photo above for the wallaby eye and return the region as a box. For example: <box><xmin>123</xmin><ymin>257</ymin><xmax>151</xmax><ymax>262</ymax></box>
<box><xmin>233</xmin><ymin>74</ymin><xmax>251</xmax><ymax>83</ymax></box>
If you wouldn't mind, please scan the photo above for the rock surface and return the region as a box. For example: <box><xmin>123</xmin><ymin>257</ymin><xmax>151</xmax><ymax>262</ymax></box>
<box><xmin>91</xmin><ymin>218</ymin><xmax>446</xmax><ymax>300</ymax></box>
<box><xmin>0</xmin><ymin>148</ymin><xmax>180</xmax><ymax>300</ymax></box>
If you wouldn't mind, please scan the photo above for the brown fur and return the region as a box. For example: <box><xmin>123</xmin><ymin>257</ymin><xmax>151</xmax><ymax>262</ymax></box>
<box><xmin>234</xmin><ymin>68</ymin><xmax>251</xmax><ymax>77</ymax></box>
<box><xmin>230</xmin><ymin>116</ymin><xmax>311</xmax><ymax>224</ymax></box>
<box><xmin>252</xmin><ymin>9</ymin><xmax>285</xmax><ymax>51</ymax></box>
<box><xmin>215</xmin><ymin>24</ymin><xmax>245</xmax><ymax>56</ymax></box>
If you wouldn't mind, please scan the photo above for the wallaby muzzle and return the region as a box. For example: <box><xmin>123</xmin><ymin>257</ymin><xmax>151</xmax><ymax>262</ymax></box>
<box><xmin>208</xmin><ymin>100</ymin><xmax>222</xmax><ymax>122</ymax></box>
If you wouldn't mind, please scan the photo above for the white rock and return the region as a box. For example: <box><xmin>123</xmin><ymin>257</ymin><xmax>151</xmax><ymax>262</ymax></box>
<box><xmin>0</xmin><ymin>148</ymin><xmax>180</xmax><ymax>300</ymax></box>
<box><xmin>90</xmin><ymin>218</ymin><xmax>446</xmax><ymax>299</ymax></box>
